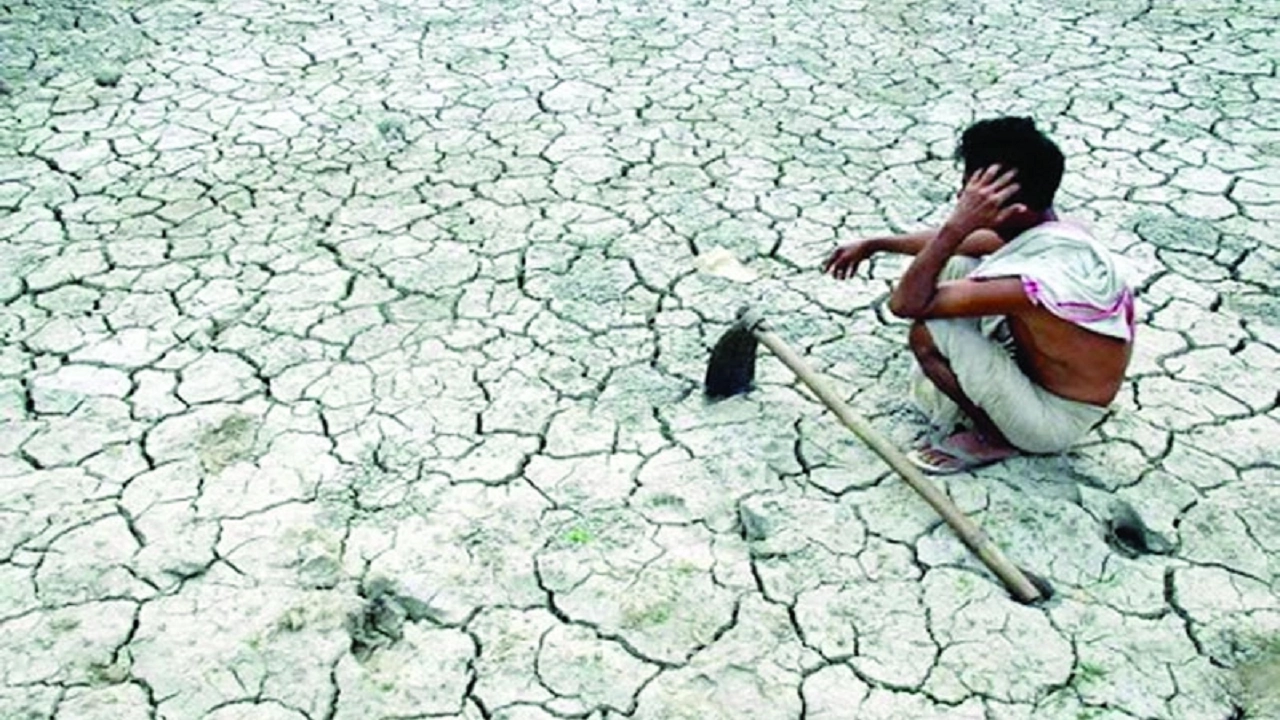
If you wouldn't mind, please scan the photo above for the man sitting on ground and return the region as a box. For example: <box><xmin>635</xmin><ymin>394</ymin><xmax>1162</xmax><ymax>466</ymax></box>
<box><xmin>823</xmin><ymin>117</ymin><xmax>1135</xmax><ymax>474</ymax></box>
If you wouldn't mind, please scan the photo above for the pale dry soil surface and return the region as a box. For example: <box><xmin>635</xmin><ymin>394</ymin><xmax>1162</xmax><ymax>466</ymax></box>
<box><xmin>1</xmin><ymin>0</ymin><xmax>1279</xmax><ymax>718</ymax></box>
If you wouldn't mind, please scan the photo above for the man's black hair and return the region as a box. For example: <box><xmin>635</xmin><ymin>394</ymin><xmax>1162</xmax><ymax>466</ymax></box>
<box><xmin>955</xmin><ymin>117</ymin><xmax>1064</xmax><ymax>211</ymax></box>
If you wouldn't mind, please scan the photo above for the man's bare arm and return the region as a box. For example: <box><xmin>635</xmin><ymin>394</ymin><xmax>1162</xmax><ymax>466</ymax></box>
<box><xmin>823</xmin><ymin>228</ymin><xmax>1004</xmax><ymax>279</ymax></box>
<box><xmin>867</xmin><ymin>228</ymin><xmax>1004</xmax><ymax>258</ymax></box>
<box><xmin>888</xmin><ymin>165</ymin><xmax>1024</xmax><ymax>316</ymax></box>
<box><xmin>891</xmin><ymin>276</ymin><xmax>1034</xmax><ymax>320</ymax></box>
<box><xmin>888</xmin><ymin>223</ymin><xmax>973</xmax><ymax>317</ymax></box>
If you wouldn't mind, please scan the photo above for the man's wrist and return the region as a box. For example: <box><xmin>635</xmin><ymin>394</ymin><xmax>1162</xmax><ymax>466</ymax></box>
<box><xmin>936</xmin><ymin>222</ymin><xmax>973</xmax><ymax>244</ymax></box>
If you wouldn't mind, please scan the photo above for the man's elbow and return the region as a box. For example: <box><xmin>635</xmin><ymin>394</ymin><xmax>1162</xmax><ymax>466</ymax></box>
<box><xmin>887</xmin><ymin>293</ymin><xmax>927</xmax><ymax>319</ymax></box>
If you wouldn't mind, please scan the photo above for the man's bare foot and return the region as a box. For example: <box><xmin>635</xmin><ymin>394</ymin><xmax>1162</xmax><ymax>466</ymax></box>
<box><xmin>907</xmin><ymin>429</ymin><xmax>1019</xmax><ymax>475</ymax></box>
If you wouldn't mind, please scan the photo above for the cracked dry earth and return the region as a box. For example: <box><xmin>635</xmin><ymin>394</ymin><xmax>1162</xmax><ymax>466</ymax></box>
<box><xmin>1</xmin><ymin>0</ymin><xmax>1278</xmax><ymax>718</ymax></box>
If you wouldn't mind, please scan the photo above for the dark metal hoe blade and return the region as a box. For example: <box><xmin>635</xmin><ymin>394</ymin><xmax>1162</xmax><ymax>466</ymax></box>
<box><xmin>704</xmin><ymin>322</ymin><xmax>758</xmax><ymax>400</ymax></box>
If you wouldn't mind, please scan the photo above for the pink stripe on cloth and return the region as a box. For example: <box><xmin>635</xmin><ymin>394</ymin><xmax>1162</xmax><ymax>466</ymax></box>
<box><xmin>1022</xmin><ymin>277</ymin><xmax>1136</xmax><ymax>341</ymax></box>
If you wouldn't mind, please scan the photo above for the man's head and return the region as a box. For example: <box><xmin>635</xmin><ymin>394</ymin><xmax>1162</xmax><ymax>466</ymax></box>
<box><xmin>956</xmin><ymin>117</ymin><xmax>1064</xmax><ymax>212</ymax></box>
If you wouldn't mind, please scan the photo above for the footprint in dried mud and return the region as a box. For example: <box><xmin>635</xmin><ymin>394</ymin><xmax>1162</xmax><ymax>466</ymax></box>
<box><xmin>93</xmin><ymin>68</ymin><xmax>122</xmax><ymax>87</ymax></box>
<box><xmin>346</xmin><ymin>577</ymin><xmax>439</xmax><ymax>661</ymax></box>
<box><xmin>1105</xmin><ymin>500</ymin><xmax>1174</xmax><ymax>558</ymax></box>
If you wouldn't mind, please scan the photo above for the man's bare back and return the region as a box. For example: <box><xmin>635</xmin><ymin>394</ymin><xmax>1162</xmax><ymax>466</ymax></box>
<box><xmin>1006</xmin><ymin>308</ymin><xmax>1131</xmax><ymax>408</ymax></box>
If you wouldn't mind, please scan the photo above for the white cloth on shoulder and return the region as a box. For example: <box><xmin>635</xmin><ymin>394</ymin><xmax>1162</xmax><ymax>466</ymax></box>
<box><xmin>970</xmin><ymin>220</ymin><xmax>1135</xmax><ymax>342</ymax></box>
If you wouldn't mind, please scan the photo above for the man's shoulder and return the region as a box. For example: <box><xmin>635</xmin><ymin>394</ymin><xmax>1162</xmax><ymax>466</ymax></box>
<box><xmin>1016</xmin><ymin>219</ymin><xmax>1095</xmax><ymax>243</ymax></box>
<box><xmin>1009</xmin><ymin>219</ymin><xmax>1122</xmax><ymax>264</ymax></box>
<box><xmin>976</xmin><ymin>219</ymin><xmax>1135</xmax><ymax>289</ymax></box>
<box><xmin>1028</xmin><ymin>220</ymin><xmax>1137</xmax><ymax>289</ymax></box>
